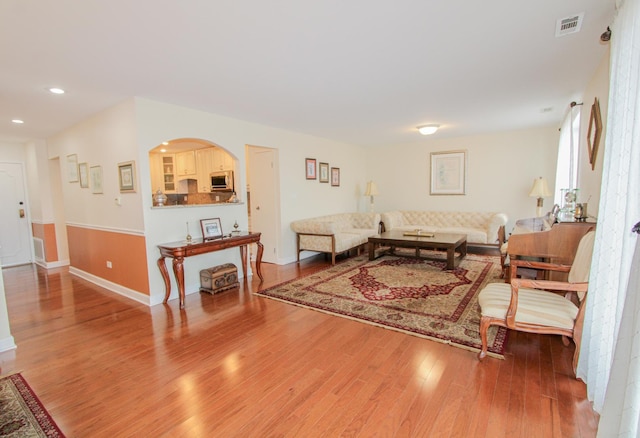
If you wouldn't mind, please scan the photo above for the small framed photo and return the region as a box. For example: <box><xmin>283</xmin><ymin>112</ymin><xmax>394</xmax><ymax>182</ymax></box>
<box><xmin>331</xmin><ymin>167</ymin><xmax>340</xmax><ymax>187</ymax></box>
<box><xmin>67</xmin><ymin>154</ymin><xmax>79</xmax><ymax>182</ymax></box>
<box><xmin>90</xmin><ymin>165</ymin><xmax>103</xmax><ymax>194</ymax></box>
<box><xmin>118</xmin><ymin>161</ymin><xmax>136</xmax><ymax>193</ymax></box>
<box><xmin>319</xmin><ymin>162</ymin><xmax>329</xmax><ymax>183</ymax></box>
<box><xmin>201</xmin><ymin>218</ymin><xmax>223</xmax><ymax>240</ymax></box>
<box><xmin>305</xmin><ymin>158</ymin><xmax>317</xmax><ymax>180</ymax></box>
<box><xmin>79</xmin><ymin>162</ymin><xmax>89</xmax><ymax>188</ymax></box>
<box><xmin>430</xmin><ymin>150</ymin><xmax>466</xmax><ymax>195</ymax></box>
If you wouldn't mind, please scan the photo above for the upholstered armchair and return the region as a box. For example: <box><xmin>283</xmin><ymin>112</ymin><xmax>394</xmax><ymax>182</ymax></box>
<box><xmin>477</xmin><ymin>230</ymin><xmax>596</xmax><ymax>374</ymax></box>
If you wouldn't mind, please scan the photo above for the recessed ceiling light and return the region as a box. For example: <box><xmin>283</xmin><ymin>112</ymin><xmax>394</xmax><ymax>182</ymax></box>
<box><xmin>162</xmin><ymin>141</ymin><xmax>169</xmax><ymax>145</ymax></box>
<box><xmin>11</xmin><ymin>119</ymin><xmax>24</xmax><ymax>124</ymax></box>
<box><xmin>417</xmin><ymin>124</ymin><xmax>440</xmax><ymax>135</ymax></box>
<box><xmin>160</xmin><ymin>148</ymin><xmax>167</xmax><ymax>153</ymax></box>
<box><xmin>48</xmin><ymin>87</ymin><xmax>65</xmax><ymax>94</ymax></box>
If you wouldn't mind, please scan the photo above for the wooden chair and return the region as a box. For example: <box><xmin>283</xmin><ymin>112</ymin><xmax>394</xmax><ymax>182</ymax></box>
<box><xmin>477</xmin><ymin>230</ymin><xmax>596</xmax><ymax>374</ymax></box>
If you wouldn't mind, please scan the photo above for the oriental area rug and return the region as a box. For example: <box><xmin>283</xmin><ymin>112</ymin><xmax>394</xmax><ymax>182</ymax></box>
<box><xmin>257</xmin><ymin>253</ymin><xmax>508</xmax><ymax>357</ymax></box>
<box><xmin>0</xmin><ymin>373</ymin><xmax>65</xmax><ymax>437</ymax></box>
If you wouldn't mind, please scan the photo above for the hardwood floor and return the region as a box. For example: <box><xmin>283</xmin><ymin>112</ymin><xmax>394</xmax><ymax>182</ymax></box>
<box><xmin>0</xmin><ymin>255</ymin><xmax>598</xmax><ymax>437</ymax></box>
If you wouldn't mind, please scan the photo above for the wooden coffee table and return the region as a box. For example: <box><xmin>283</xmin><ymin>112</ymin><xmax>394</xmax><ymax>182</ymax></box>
<box><xmin>368</xmin><ymin>230</ymin><xmax>467</xmax><ymax>270</ymax></box>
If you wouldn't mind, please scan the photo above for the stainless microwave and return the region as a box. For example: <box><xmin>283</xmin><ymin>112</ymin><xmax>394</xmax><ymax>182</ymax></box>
<box><xmin>210</xmin><ymin>170</ymin><xmax>234</xmax><ymax>191</ymax></box>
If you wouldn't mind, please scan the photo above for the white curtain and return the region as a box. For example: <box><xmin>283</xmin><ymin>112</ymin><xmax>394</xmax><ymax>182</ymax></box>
<box><xmin>598</xmin><ymin>235</ymin><xmax>640</xmax><ymax>436</ymax></box>
<box><xmin>576</xmin><ymin>0</ymin><xmax>640</xmax><ymax>435</ymax></box>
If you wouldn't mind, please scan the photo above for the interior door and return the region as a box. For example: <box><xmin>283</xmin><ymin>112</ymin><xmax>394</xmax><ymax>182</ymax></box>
<box><xmin>247</xmin><ymin>146</ymin><xmax>280</xmax><ymax>264</ymax></box>
<box><xmin>0</xmin><ymin>163</ymin><xmax>32</xmax><ymax>266</ymax></box>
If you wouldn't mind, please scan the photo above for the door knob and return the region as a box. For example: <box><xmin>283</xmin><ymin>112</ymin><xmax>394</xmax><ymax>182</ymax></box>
<box><xmin>256</xmin><ymin>206</ymin><xmax>260</xmax><ymax>210</ymax></box>
<box><xmin>19</xmin><ymin>208</ymin><xmax>25</xmax><ymax>218</ymax></box>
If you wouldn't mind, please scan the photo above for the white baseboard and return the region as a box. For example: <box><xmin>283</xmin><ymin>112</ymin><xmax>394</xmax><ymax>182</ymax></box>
<box><xmin>35</xmin><ymin>259</ymin><xmax>70</xmax><ymax>269</ymax></box>
<box><xmin>0</xmin><ymin>336</ymin><xmax>17</xmax><ymax>353</ymax></box>
<box><xmin>69</xmin><ymin>267</ymin><xmax>151</xmax><ymax>306</ymax></box>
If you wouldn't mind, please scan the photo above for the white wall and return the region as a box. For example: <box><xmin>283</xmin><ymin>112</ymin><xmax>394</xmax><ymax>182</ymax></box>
<box><xmin>577</xmin><ymin>49</ymin><xmax>609</xmax><ymax>219</ymax></box>
<box><xmin>367</xmin><ymin>126</ymin><xmax>560</xmax><ymax>233</ymax></box>
<box><xmin>0</xmin><ymin>142</ymin><xmax>26</xmax><ymax>161</ymax></box>
<box><xmin>135</xmin><ymin>98</ymin><xmax>368</xmax><ymax>304</ymax></box>
<box><xmin>0</xmin><ymin>144</ymin><xmax>24</xmax><ymax>350</ymax></box>
<box><xmin>0</xmin><ymin>266</ymin><xmax>16</xmax><ymax>352</ymax></box>
<box><xmin>47</xmin><ymin>99</ymin><xmax>144</xmax><ymax>233</ymax></box>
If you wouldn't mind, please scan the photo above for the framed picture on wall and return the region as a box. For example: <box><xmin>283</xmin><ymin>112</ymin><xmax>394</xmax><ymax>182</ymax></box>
<box><xmin>319</xmin><ymin>162</ymin><xmax>329</xmax><ymax>183</ymax></box>
<box><xmin>90</xmin><ymin>165</ymin><xmax>103</xmax><ymax>194</ymax></box>
<box><xmin>78</xmin><ymin>162</ymin><xmax>89</xmax><ymax>188</ymax></box>
<box><xmin>67</xmin><ymin>154</ymin><xmax>79</xmax><ymax>182</ymax></box>
<box><xmin>430</xmin><ymin>150</ymin><xmax>466</xmax><ymax>195</ymax></box>
<box><xmin>305</xmin><ymin>158</ymin><xmax>317</xmax><ymax>180</ymax></box>
<box><xmin>118</xmin><ymin>161</ymin><xmax>136</xmax><ymax>192</ymax></box>
<box><xmin>331</xmin><ymin>167</ymin><xmax>340</xmax><ymax>187</ymax></box>
<box><xmin>587</xmin><ymin>97</ymin><xmax>602</xmax><ymax>171</ymax></box>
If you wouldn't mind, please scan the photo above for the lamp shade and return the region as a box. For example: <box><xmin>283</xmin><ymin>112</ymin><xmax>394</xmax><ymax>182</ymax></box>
<box><xmin>364</xmin><ymin>181</ymin><xmax>379</xmax><ymax>196</ymax></box>
<box><xmin>528</xmin><ymin>177</ymin><xmax>552</xmax><ymax>198</ymax></box>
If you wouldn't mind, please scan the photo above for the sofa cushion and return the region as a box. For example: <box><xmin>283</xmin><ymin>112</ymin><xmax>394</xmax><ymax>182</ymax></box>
<box><xmin>437</xmin><ymin>227</ymin><xmax>487</xmax><ymax>244</ymax></box>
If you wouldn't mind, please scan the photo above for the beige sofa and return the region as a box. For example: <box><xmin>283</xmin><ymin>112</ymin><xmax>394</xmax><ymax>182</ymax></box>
<box><xmin>380</xmin><ymin>210</ymin><xmax>508</xmax><ymax>247</ymax></box>
<box><xmin>291</xmin><ymin>212</ymin><xmax>381</xmax><ymax>265</ymax></box>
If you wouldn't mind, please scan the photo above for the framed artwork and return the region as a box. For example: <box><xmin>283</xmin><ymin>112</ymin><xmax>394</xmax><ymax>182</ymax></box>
<box><xmin>118</xmin><ymin>161</ymin><xmax>136</xmax><ymax>192</ymax></box>
<box><xmin>78</xmin><ymin>162</ymin><xmax>89</xmax><ymax>188</ymax></box>
<box><xmin>90</xmin><ymin>165</ymin><xmax>103</xmax><ymax>194</ymax></box>
<box><xmin>319</xmin><ymin>162</ymin><xmax>329</xmax><ymax>183</ymax></box>
<box><xmin>305</xmin><ymin>158</ymin><xmax>317</xmax><ymax>180</ymax></box>
<box><xmin>587</xmin><ymin>97</ymin><xmax>602</xmax><ymax>171</ymax></box>
<box><xmin>331</xmin><ymin>167</ymin><xmax>340</xmax><ymax>187</ymax></box>
<box><xmin>67</xmin><ymin>154</ymin><xmax>79</xmax><ymax>182</ymax></box>
<box><xmin>430</xmin><ymin>150</ymin><xmax>466</xmax><ymax>195</ymax></box>
<box><xmin>201</xmin><ymin>217</ymin><xmax>223</xmax><ymax>240</ymax></box>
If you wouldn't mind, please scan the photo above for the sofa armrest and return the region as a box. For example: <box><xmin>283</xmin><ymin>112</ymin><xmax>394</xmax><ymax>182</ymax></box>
<box><xmin>487</xmin><ymin>213</ymin><xmax>509</xmax><ymax>245</ymax></box>
<box><xmin>380</xmin><ymin>211</ymin><xmax>403</xmax><ymax>231</ymax></box>
<box><xmin>291</xmin><ymin>220</ymin><xmax>338</xmax><ymax>235</ymax></box>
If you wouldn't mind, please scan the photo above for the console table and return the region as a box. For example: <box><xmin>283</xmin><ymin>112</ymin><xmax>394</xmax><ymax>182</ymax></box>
<box><xmin>157</xmin><ymin>232</ymin><xmax>264</xmax><ymax>308</ymax></box>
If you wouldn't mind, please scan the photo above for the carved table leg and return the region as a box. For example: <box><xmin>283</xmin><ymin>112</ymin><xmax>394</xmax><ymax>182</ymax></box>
<box><xmin>239</xmin><ymin>245</ymin><xmax>248</xmax><ymax>281</ymax></box>
<box><xmin>158</xmin><ymin>257</ymin><xmax>172</xmax><ymax>304</ymax></box>
<box><xmin>171</xmin><ymin>257</ymin><xmax>186</xmax><ymax>309</ymax></box>
<box><xmin>255</xmin><ymin>241</ymin><xmax>264</xmax><ymax>282</ymax></box>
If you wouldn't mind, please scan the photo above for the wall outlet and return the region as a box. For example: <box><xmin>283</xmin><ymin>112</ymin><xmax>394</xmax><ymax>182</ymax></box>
<box><xmin>106</xmin><ymin>261</ymin><xmax>112</xmax><ymax>268</ymax></box>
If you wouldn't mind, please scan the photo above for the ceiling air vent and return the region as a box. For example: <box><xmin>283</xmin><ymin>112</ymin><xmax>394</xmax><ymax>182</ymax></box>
<box><xmin>556</xmin><ymin>13</ymin><xmax>584</xmax><ymax>37</ymax></box>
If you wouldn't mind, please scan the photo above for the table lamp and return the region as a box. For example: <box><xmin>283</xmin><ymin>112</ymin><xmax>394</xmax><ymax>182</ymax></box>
<box><xmin>529</xmin><ymin>177</ymin><xmax>552</xmax><ymax>217</ymax></box>
<box><xmin>364</xmin><ymin>181</ymin><xmax>379</xmax><ymax>212</ymax></box>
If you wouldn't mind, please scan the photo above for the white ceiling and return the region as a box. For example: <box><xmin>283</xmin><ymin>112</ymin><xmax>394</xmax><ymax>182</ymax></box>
<box><xmin>0</xmin><ymin>0</ymin><xmax>615</xmax><ymax>147</ymax></box>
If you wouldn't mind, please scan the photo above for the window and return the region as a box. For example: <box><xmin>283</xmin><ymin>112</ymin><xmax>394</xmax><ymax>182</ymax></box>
<box><xmin>554</xmin><ymin>105</ymin><xmax>581</xmax><ymax>206</ymax></box>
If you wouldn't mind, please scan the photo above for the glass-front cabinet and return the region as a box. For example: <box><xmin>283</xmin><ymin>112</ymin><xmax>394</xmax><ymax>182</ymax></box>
<box><xmin>149</xmin><ymin>141</ymin><xmax>236</xmax><ymax>206</ymax></box>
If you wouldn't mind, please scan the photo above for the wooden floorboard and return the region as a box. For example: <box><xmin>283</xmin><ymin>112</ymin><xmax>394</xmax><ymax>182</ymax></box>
<box><xmin>0</xmin><ymin>254</ymin><xmax>599</xmax><ymax>437</ymax></box>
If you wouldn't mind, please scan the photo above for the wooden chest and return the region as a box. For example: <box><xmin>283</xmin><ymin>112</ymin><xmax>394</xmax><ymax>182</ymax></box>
<box><xmin>200</xmin><ymin>263</ymin><xmax>239</xmax><ymax>294</ymax></box>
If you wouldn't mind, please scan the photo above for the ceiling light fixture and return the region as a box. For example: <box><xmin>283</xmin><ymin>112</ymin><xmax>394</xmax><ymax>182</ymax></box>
<box><xmin>11</xmin><ymin>119</ymin><xmax>24</xmax><ymax>124</ymax></box>
<box><xmin>417</xmin><ymin>124</ymin><xmax>439</xmax><ymax>135</ymax></box>
<box><xmin>48</xmin><ymin>87</ymin><xmax>65</xmax><ymax>94</ymax></box>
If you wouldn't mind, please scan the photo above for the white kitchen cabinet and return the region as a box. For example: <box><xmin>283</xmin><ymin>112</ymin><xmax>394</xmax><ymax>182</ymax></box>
<box><xmin>161</xmin><ymin>155</ymin><xmax>176</xmax><ymax>192</ymax></box>
<box><xmin>196</xmin><ymin>148</ymin><xmax>215</xmax><ymax>192</ymax></box>
<box><xmin>212</xmin><ymin>148</ymin><xmax>234</xmax><ymax>171</ymax></box>
<box><xmin>176</xmin><ymin>151</ymin><xmax>196</xmax><ymax>176</ymax></box>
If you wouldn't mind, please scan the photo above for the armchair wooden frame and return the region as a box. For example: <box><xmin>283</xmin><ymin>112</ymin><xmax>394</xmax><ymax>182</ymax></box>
<box><xmin>478</xmin><ymin>231</ymin><xmax>595</xmax><ymax>375</ymax></box>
